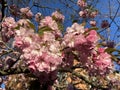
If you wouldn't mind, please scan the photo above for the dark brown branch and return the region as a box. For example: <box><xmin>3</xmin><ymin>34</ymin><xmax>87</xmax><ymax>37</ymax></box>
<box><xmin>33</xmin><ymin>4</ymin><xmax>55</xmax><ymax>10</ymax></box>
<box><xmin>58</xmin><ymin>67</ymin><xmax>109</xmax><ymax>89</ymax></box>
<box><xmin>1</xmin><ymin>0</ymin><xmax>7</xmax><ymax>21</ymax></box>
<box><xmin>0</xmin><ymin>67</ymin><xmax>30</xmax><ymax>76</ymax></box>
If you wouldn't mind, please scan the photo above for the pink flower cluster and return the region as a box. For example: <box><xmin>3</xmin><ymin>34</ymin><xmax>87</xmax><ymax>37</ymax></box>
<box><xmin>20</xmin><ymin>7</ymin><xmax>33</xmax><ymax>18</ymax></box>
<box><xmin>63</xmin><ymin>23</ymin><xmax>98</xmax><ymax>48</ymax></box>
<box><xmin>52</xmin><ymin>11</ymin><xmax>65</xmax><ymax>22</ymax></box>
<box><xmin>39</xmin><ymin>16</ymin><xmax>62</xmax><ymax>37</ymax></box>
<box><xmin>13</xmin><ymin>19</ymin><xmax>63</xmax><ymax>82</ymax></box>
<box><xmin>77</xmin><ymin>0</ymin><xmax>87</xmax><ymax>8</ymax></box>
<box><xmin>93</xmin><ymin>48</ymin><xmax>112</xmax><ymax>75</ymax></box>
<box><xmin>1</xmin><ymin>3</ymin><xmax>114</xmax><ymax>87</ymax></box>
<box><xmin>86</xmin><ymin>47</ymin><xmax>112</xmax><ymax>76</ymax></box>
<box><xmin>63</xmin><ymin>23</ymin><xmax>112</xmax><ymax>75</ymax></box>
<box><xmin>39</xmin><ymin>16</ymin><xmax>58</xmax><ymax>30</ymax></box>
<box><xmin>79</xmin><ymin>9</ymin><xmax>98</xmax><ymax>18</ymax></box>
<box><xmin>63</xmin><ymin>23</ymin><xmax>98</xmax><ymax>65</ymax></box>
<box><xmin>78</xmin><ymin>0</ymin><xmax>98</xmax><ymax>18</ymax></box>
<box><xmin>1</xmin><ymin>17</ymin><xmax>17</xmax><ymax>42</ymax></box>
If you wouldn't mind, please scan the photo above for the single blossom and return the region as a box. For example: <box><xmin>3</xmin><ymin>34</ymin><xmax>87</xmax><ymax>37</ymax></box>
<box><xmin>77</xmin><ymin>0</ymin><xmax>87</xmax><ymax>8</ymax></box>
<box><xmin>35</xmin><ymin>13</ymin><xmax>42</xmax><ymax>22</ymax></box>
<box><xmin>90</xmin><ymin>20</ymin><xmax>96</xmax><ymax>26</ymax></box>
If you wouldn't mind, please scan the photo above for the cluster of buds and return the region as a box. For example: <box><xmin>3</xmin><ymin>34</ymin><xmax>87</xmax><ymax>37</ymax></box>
<box><xmin>79</xmin><ymin>9</ymin><xmax>98</xmax><ymax>18</ymax></box>
<box><xmin>52</xmin><ymin>11</ymin><xmax>65</xmax><ymax>22</ymax></box>
<box><xmin>101</xmin><ymin>20</ymin><xmax>110</xmax><ymax>28</ymax></box>
<box><xmin>77</xmin><ymin>0</ymin><xmax>98</xmax><ymax>19</ymax></box>
<box><xmin>9</xmin><ymin>4</ymin><xmax>19</xmax><ymax>16</ymax></box>
<box><xmin>9</xmin><ymin>5</ymin><xmax>33</xmax><ymax>19</ymax></box>
<box><xmin>20</xmin><ymin>7</ymin><xmax>33</xmax><ymax>19</ymax></box>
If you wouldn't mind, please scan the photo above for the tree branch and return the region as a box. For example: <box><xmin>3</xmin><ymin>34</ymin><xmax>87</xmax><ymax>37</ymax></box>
<box><xmin>58</xmin><ymin>67</ymin><xmax>109</xmax><ymax>89</ymax></box>
<box><xmin>0</xmin><ymin>67</ymin><xmax>30</xmax><ymax>76</ymax></box>
<box><xmin>1</xmin><ymin>0</ymin><xmax>7</xmax><ymax>21</ymax></box>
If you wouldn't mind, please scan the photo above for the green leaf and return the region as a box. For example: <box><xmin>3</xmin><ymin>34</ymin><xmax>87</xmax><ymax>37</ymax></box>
<box><xmin>14</xmin><ymin>25</ymin><xmax>20</xmax><ymax>30</ymax></box>
<box><xmin>111</xmin><ymin>55</ymin><xmax>118</xmax><ymax>62</ymax></box>
<box><xmin>27</xmin><ymin>20</ymin><xmax>35</xmax><ymax>30</ymax></box>
<box><xmin>38</xmin><ymin>26</ymin><xmax>52</xmax><ymax>35</ymax></box>
<box><xmin>57</xmin><ymin>22</ymin><xmax>64</xmax><ymax>32</ymax></box>
<box><xmin>105</xmin><ymin>48</ymin><xmax>116</xmax><ymax>53</ymax></box>
<box><xmin>84</xmin><ymin>27</ymin><xmax>99</xmax><ymax>35</ymax></box>
<box><xmin>88</xmin><ymin>27</ymin><xmax>99</xmax><ymax>31</ymax></box>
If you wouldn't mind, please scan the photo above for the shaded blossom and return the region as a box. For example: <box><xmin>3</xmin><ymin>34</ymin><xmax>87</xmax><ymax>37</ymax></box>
<box><xmin>1</xmin><ymin>17</ymin><xmax>17</xmax><ymax>42</ymax></box>
<box><xmin>20</xmin><ymin>7</ymin><xmax>33</xmax><ymax>18</ymax></box>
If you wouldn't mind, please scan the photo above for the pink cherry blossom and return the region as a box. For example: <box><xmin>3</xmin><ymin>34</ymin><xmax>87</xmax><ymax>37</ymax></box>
<box><xmin>90</xmin><ymin>20</ymin><xmax>96</xmax><ymax>26</ymax></box>
<box><xmin>39</xmin><ymin>16</ymin><xmax>58</xmax><ymax>30</ymax></box>
<box><xmin>79</xmin><ymin>11</ymin><xmax>86</xmax><ymax>18</ymax></box>
<box><xmin>13</xmin><ymin>18</ymin><xmax>63</xmax><ymax>83</ymax></box>
<box><xmin>90</xmin><ymin>11</ymin><xmax>98</xmax><ymax>18</ymax></box>
<box><xmin>86</xmin><ymin>30</ymin><xmax>99</xmax><ymax>43</ymax></box>
<box><xmin>2</xmin><ymin>17</ymin><xmax>17</xmax><ymax>28</ymax></box>
<box><xmin>52</xmin><ymin>11</ymin><xmax>65</xmax><ymax>22</ymax></box>
<box><xmin>90</xmin><ymin>47</ymin><xmax>112</xmax><ymax>75</ymax></box>
<box><xmin>77</xmin><ymin>0</ymin><xmax>87</xmax><ymax>8</ymax></box>
<box><xmin>35</xmin><ymin>13</ymin><xmax>42</xmax><ymax>22</ymax></box>
<box><xmin>74</xmin><ymin>34</ymin><xmax>86</xmax><ymax>46</ymax></box>
<box><xmin>63</xmin><ymin>22</ymin><xmax>112</xmax><ymax>76</ymax></box>
<box><xmin>20</xmin><ymin>7</ymin><xmax>33</xmax><ymax>18</ymax></box>
<box><xmin>43</xmin><ymin>32</ymin><xmax>55</xmax><ymax>42</ymax></box>
<box><xmin>1</xmin><ymin>17</ymin><xmax>17</xmax><ymax>42</ymax></box>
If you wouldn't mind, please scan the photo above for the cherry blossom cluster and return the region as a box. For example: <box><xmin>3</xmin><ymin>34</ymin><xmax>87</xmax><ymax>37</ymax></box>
<box><xmin>20</xmin><ymin>7</ymin><xmax>33</xmax><ymax>18</ymax></box>
<box><xmin>0</xmin><ymin>2</ymin><xmax>113</xmax><ymax>86</ymax></box>
<box><xmin>13</xmin><ymin>17</ymin><xmax>63</xmax><ymax>84</ymax></box>
<box><xmin>9</xmin><ymin>6</ymin><xmax>33</xmax><ymax>19</ymax></box>
<box><xmin>52</xmin><ymin>11</ymin><xmax>65</xmax><ymax>22</ymax></box>
<box><xmin>77</xmin><ymin>0</ymin><xmax>87</xmax><ymax>8</ymax></box>
<box><xmin>77</xmin><ymin>0</ymin><xmax>98</xmax><ymax>19</ymax></box>
<box><xmin>39</xmin><ymin>16</ymin><xmax>62</xmax><ymax>37</ymax></box>
<box><xmin>90</xmin><ymin>47</ymin><xmax>112</xmax><ymax>75</ymax></box>
<box><xmin>63</xmin><ymin>23</ymin><xmax>112</xmax><ymax>75</ymax></box>
<box><xmin>39</xmin><ymin>16</ymin><xmax>58</xmax><ymax>30</ymax></box>
<box><xmin>1</xmin><ymin>17</ymin><xmax>17</xmax><ymax>42</ymax></box>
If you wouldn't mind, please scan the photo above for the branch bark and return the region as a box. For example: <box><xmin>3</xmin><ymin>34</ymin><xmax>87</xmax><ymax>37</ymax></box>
<box><xmin>0</xmin><ymin>67</ymin><xmax>30</xmax><ymax>76</ymax></box>
<box><xmin>1</xmin><ymin>0</ymin><xmax>6</xmax><ymax>21</ymax></box>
